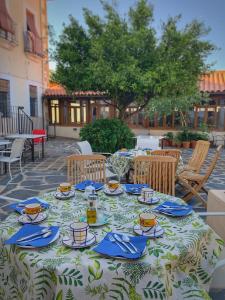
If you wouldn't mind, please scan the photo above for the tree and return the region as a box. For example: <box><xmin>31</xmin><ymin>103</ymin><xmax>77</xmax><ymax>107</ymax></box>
<box><xmin>51</xmin><ymin>0</ymin><xmax>215</xmax><ymax>120</ymax></box>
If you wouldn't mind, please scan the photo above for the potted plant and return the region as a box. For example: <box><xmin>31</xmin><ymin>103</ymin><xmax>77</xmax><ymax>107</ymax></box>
<box><xmin>174</xmin><ymin>136</ymin><xmax>182</xmax><ymax>148</ymax></box>
<box><xmin>178</xmin><ymin>129</ymin><xmax>191</xmax><ymax>148</ymax></box>
<box><xmin>190</xmin><ymin>132</ymin><xmax>198</xmax><ymax>148</ymax></box>
<box><xmin>163</xmin><ymin>132</ymin><xmax>173</xmax><ymax>147</ymax></box>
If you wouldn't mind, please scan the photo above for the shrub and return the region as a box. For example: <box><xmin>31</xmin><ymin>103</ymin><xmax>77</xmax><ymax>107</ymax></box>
<box><xmin>79</xmin><ymin>118</ymin><xmax>135</xmax><ymax>153</ymax></box>
<box><xmin>164</xmin><ymin>132</ymin><xmax>173</xmax><ymax>140</ymax></box>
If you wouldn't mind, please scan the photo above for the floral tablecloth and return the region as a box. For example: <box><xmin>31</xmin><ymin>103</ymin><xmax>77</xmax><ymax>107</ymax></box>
<box><xmin>0</xmin><ymin>190</ymin><xmax>223</xmax><ymax>300</ymax></box>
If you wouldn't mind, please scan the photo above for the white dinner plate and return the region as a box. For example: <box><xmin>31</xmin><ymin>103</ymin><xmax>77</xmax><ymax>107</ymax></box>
<box><xmin>16</xmin><ymin>231</ymin><xmax>60</xmax><ymax>248</ymax></box>
<box><xmin>18</xmin><ymin>212</ymin><xmax>47</xmax><ymax>224</ymax></box>
<box><xmin>133</xmin><ymin>224</ymin><xmax>164</xmax><ymax>238</ymax></box>
<box><xmin>54</xmin><ymin>189</ymin><xmax>75</xmax><ymax>200</ymax></box>
<box><xmin>138</xmin><ymin>196</ymin><xmax>160</xmax><ymax>205</ymax></box>
<box><xmin>62</xmin><ymin>233</ymin><xmax>96</xmax><ymax>249</ymax></box>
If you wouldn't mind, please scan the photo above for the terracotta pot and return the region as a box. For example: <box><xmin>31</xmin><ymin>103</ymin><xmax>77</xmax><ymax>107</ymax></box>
<box><xmin>182</xmin><ymin>141</ymin><xmax>190</xmax><ymax>149</ymax></box>
<box><xmin>171</xmin><ymin>140</ymin><xmax>176</xmax><ymax>147</ymax></box>
<box><xmin>191</xmin><ymin>140</ymin><xmax>197</xmax><ymax>148</ymax></box>
<box><xmin>162</xmin><ymin>139</ymin><xmax>169</xmax><ymax>147</ymax></box>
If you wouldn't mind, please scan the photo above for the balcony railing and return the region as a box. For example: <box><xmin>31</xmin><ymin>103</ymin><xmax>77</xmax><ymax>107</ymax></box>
<box><xmin>24</xmin><ymin>30</ymin><xmax>44</xmax><ymax>57</ymax></box>
<box><xmin>0</xmin><ymin>22</ymin><xmax>17</xmax><ymax>45</ymax></box>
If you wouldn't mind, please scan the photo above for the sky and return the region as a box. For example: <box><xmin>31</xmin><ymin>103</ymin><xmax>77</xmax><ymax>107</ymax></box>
<box><xmin>47</xmin><ymin>0</ymin><xmax>225</xmax><ymax>71</ymax></box>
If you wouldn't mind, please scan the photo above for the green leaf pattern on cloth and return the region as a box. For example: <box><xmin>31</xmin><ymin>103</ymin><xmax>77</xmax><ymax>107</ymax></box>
<box><xmin>0</xmin><ymin>190</ymin><xmax>223</xmax><ymax>299</ymax></box>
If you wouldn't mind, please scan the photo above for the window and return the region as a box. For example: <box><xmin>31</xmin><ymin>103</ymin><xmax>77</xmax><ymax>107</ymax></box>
<box><xmin>0</xmin><ymin>79</ymin><xmax>10</xmax><ymax>117</ymax></box>
<box><xmin>50</xmin><ymin>100</ymin><xmax>59</xmax><ymax>124</ymax></box>
<box><xmin>25</xmin><ymin>10</ymin><xmax>42</xmax><ymax>56</ymax></box>
<box><xmin>29</xmin><ymin>85</ymin><xmax>38</xmax><ymax>117</ymax></box>
<box><xmin>0</xmin><ymin>0</ymin><xmax>16</xmax><ymax>42</ymax></box>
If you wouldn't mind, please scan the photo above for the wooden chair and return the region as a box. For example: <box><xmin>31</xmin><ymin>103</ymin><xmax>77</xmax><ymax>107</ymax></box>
<box><xmin>67</xmin><ymin>154</ymin><xmax>106</xmax><ymax>185</ymax></box>
<box><xmin>151</xmin><ymin>149</ymin><xmax>181</xmax><ymax>169</ymax></box>
<box><xmin>182</xmin><ymin>140</ymin><xmax>210</xmax><ymax>173</ymax></box>
<box><xmin>134</xmin><ymin>155</ymin><xmax>176</xmax><ymax>196</ymax></box>
<box><xmin>177</xmin><ymin>145</ymin><xmax>222</xmax><ymax>207</ymax></box>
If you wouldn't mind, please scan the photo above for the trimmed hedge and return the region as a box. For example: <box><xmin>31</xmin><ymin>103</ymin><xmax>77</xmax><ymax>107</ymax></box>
<box><xmin>79</xmin><ymin>118</ymin><xmax>135</xmax><ymax>153</ymax></box>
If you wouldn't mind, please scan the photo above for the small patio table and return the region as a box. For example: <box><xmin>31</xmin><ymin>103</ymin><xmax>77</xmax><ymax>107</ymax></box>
<box><xmin>6</xmin><ymin>133</ymin><xmax>46</xmax><ymax>162</ymax></box>
<box><xmin>0</xmin><ymin>190</ymin><xmax>223</xmax><ymax>299</ymax></box>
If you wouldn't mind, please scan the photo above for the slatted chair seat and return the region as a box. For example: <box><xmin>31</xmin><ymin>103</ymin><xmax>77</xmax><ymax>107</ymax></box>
<box><xmin>134</xmin><ymin>155</ymin><xmax>176</xmax><ymax>196</ymax></box>
<box><xmin>178</xmin><ymin>145</ymin><xmax>222</xmax><ymax>207</ymax></box>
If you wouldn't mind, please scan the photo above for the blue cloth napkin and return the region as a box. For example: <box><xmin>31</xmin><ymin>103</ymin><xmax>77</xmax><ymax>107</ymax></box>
<box><xmin>123</xmin><ymin>184</ymin><xmax>149</xmax><ymax>194</ymax></box>
<box><xmin>143</xmin><ymin>148</ymin><xmax>152</xmax><ymax>151</ymax></box>
<box><xmin>118</xmin><ymin>152</ymin><xmax>132</xmax><ymax>157</ymax></box>
<box><xmin>4</xmin><ymin>224</ymin><xmax>59</xmax><ymax>247</ymax></box>
<box><xmin>9</xmin><ymin>198</ymin><xmax>49</xmax><ymax>214</ymax></box>
<box><xmin>93</xmin><ymin>232</ymin><xmax>148</xmax><ymax>259</ymax></box>
<box><xmin>154</xmin><ymin>201</ymin><xmax>193</xmax><ymax>217</ymax></box>
<box><xmin>75</xmin><ymin>180</ymin><xmax>104</xmax><ymax>191</ymax></box>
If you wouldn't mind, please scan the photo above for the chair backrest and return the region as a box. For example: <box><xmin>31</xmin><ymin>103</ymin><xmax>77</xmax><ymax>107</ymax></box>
<box><xmin>10</xmin><ymin>139</ymin><xmax>25</xmax><ymax>159</ymax></box>
<box><xmin>136</xmin><ymin>136</ymin><xmax>160</xmax><ymax>150</ymax></box>
<box><xmin>77</xmin><ymin>141</ymin><xmax>93</xmax><ymax>155</ymax></box>
<box><xmin>151</xmin><ymin>149</ymin><xmax>181</xmax><ymax>169</ymax></box>
<box><xmin>32</xmin><ymin>129</ymin><xmax>46</xmax><ymax>143</ymax></box>
<box><xmin>67</xmin><ymin>154</ymin><xmax>106</xmax><ymax>185</ymax></box>
<box><xmin>203</xmin><ymin>145</ymin><xmax>222</xmax><ymax>183</ymax></box>
<box><xmin>134</xmin><ymin>155</ymin><xmax>176</xmax><ymax>195</ymax></box>
<box><xmin>188</xmin><ymin>140</ymin><xmax>210</xmax><ymax>172</ymax></box>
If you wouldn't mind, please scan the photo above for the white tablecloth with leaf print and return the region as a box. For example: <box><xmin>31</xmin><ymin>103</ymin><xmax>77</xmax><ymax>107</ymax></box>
<box><xmin>0</xmin><ymin>190</ymin><xmax>223</xmax><ymax>300</ymax></box>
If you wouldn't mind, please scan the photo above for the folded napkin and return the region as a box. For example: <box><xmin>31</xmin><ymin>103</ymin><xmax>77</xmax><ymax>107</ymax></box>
<box><xmin>5</xmin><ymin>224</ymin><xmax>59</xmax><ymax>247</ymax></box>
<box><xmin>143</xmin><ymin>148</ymin><xmax>152</xmax><ymax>151</ymax></box>
<box><xmin>93</xmin><ymin>232</ymin><xmax>148</xmax><ymax>259</ymax></box>
<box><xmin>124</xmin><ymin>184</ymin><xmax>149</xmax><ymax>194</ymax></box>
<box><xmin>118</xmin><ymin>152</ymin><xmax>132</xmax><ymax>157</ymax></box>
<box><xmin>9</xmin><ymin>197</ymin><xmax>49</xmax><ymax>214</ymax></box>
<box><xmin>154</xmin><ymin>201</ymin><xmax>192</xmax><ymax>217</ymax></box>
<box><xmin>75</xmin><ymin>180</ymin><xmax>104</xmax><ymax>191</ymax></box>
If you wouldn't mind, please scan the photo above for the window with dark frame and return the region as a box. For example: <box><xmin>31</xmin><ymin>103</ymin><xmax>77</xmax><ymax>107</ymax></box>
<box><xmin>29</xmin><ymin>85</ymin><xmax>38</xmax><ymax>117</ymax></box>
<box><xmin>0</xmin><ymin>79</ymin><xmax>10</xmax><ymax>117</ymax></box>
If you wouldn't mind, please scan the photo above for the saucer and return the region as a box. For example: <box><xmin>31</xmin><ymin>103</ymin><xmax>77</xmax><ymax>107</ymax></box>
<box><xmin>133</xmin><ymin>224</ymin><xmax>164</xmax><ymax>238</ymax></box>
<box><xmin>138</xmin><ymin>196</ymin><xmax>160</xmax><ymax>205</ymax></box>
<box><xmin>54</xmin><ymin>189</ymin><xmax>75</xmax><ymax>200</ymax></box>
<box><xmin>103</xmin><ymin>185</ymin><xmax>124</xmax><ymax>196</ymax></box>
<box><xmin>17</xmin><ymin>231</ymin><xmax>60</xmax><ymax>248</ymax></box>
<box><xmin>18</xmin><ymin>212</ymin><xmax>47</xmax><ymax>224</ymax></box>
<box><xmin>81</xmin><ymin>213</ymin><xmax>109</xmax><ymax>227</ymax></box>
<box><xmin>62</xmin><ymin>232</ymin><xmax>96</xmax><ymax>249</ymax></box>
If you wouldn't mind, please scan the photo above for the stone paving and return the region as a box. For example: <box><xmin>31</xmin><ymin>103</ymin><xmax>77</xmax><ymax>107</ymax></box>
<box><xmin>0</xmin><ymin>138</ymin><xmax>224</xmax><ymax>299</ymax></box>
<box><xmin>0</xmin><ymin>138</ymin><xmax>224</xmax><ymax>219</ymax></box>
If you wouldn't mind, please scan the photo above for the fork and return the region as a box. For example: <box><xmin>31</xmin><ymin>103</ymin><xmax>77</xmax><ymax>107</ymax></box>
<box><xmin>108</xmin><ymin>234</ymin><xmax>127</xmax><ymax>253</ymax></box>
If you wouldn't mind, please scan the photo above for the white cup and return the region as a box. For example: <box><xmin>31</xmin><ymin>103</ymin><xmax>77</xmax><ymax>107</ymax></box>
<box><xmin>141</xmin><ymin>188</ymin><xmax>154</xmax><ymax>202</ymax></box>
<box><xmin>69</xmin><ymin>222</ymin><xmax>89</xmax><ymax>244</ymax></box>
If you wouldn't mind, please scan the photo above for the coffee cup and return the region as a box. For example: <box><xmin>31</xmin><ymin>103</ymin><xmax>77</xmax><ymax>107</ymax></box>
<box><xmin>24</xmin><ymin>203</ymin><xmax>42</xmax><ymax>221</ymax></box>
<box><xmin>59</xmin><ymin>182</ymin><xmax>72</xmax><ymax>195</ymax></box>
<box><xmin>141</xmin><ymin>188</ymin><xmax>154</xmax><ymax>202</ymax></box>
<box><xmin>107</xmin><ymin>180</ymin><xmax>120</xmax><ymax>191</ymax></box>
<box><xmin>139</xmin><ymin>212</ymin><xmax>157</xmax><ymax>232</ymax></box>
<box><xmin>69</xmin><ymin>222</ymin><xmax>89</xmax><ymax>244</ymax></box>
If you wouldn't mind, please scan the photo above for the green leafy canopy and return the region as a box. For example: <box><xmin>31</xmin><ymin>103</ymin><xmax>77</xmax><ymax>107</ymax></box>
<box><xmin>51</xmin><ymin>0</ymin><xmax>215</xmax><ymax>119</ymax></box>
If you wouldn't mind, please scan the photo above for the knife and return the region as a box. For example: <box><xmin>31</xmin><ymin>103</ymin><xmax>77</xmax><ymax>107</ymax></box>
<box><xmin>17</xmin><ymin>227</ymin><xmax>50</xmax><ymax>242</ymax></box>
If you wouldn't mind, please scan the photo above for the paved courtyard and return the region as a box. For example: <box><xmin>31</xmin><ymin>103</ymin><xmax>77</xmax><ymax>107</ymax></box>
<box><xmin>0</xmin><ymin>138</ymin><xmax>224</xmax><ymax>221</ymax></box>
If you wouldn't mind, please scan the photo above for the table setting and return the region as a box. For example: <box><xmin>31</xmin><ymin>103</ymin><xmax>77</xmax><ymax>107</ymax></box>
<box><xmin>0</xmin><ymin>179</ymin><xmax>224</xmax><ymax>300</ymax></box>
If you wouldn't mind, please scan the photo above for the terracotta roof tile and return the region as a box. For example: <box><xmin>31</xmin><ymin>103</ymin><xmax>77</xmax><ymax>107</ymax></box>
<box><xmin>199</xmin><ymin>70</ymin><xmax>225</xmax><ymax>93</ymax></box>
<box><xmin>44</xmin><ymin>71</ymin><xmax>225</xmax><ymax>97</ymax></box>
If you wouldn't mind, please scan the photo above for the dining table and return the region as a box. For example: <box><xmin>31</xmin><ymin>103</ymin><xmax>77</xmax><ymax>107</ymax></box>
<box><xmin>0</xmin><ymin>188</ymin><xmax>223</xmax><ymax>300</ymax></box>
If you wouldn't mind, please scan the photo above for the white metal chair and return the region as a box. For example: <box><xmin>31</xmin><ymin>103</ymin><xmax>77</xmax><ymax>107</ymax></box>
<box><xmin>0</xmin><ymin>138</ymin><xmax>25</xmax><ymax>179</ymax></box>
<box><xmin>77</xmin><ymin>140</ymin><xmax>112</xmax><ymax>156</ymax></box>
<box><xmin>136</xmin><ymin>135</ymin><xmax>161</xmax><ymax>150</ymax></box>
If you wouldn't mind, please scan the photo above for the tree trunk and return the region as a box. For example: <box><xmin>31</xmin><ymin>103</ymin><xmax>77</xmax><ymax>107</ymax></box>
<box><xmin>118</xmin><ymin>107</ymin><xmax>127</xmax><ymax>121</ymax></box>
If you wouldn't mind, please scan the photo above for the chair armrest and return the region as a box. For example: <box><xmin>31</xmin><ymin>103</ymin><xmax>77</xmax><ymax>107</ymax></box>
<box><xmin>93</xmin><ymin>152</ymin><xmax>112</xmax><ymax>156</ymax></box>
<box><xmin>197</xmin><ymin>212</ymin><xmax>225</xmax><ymax>216</ymax></box>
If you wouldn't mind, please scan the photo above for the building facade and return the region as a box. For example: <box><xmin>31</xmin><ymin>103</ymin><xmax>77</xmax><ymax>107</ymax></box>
<box><xmin>44</xmin><ymin>71</ymin><xmax>225</xmax><ymax>138</ymax></box>
<box><xmin>0</xmin><ymin>0</ymin><xmax>48</xmax><ymax>126</ymax></box>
